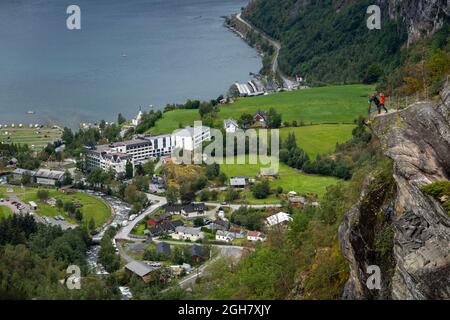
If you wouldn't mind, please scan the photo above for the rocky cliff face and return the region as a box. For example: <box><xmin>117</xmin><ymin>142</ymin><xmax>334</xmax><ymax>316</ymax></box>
<box><xmin>339</xmin><ymin>84</ymin><xmax>450</xmax><ymax>299</ymax></box>
<box><xmin>380</xmin><ymin>0</ymin><xmax>449</xmax><ymax>44</ymax></box>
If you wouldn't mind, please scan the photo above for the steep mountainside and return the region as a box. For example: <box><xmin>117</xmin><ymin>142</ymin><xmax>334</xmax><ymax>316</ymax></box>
<box><xmin>242</xmin><ymin>0</ymin><xmax>449</xmax><ymax>84</ymax></box>
<box><xmin>339</xmin><ymin>84</ymin><xmax>450</xmax><ymax>299</ymax></box>
<box><xmin>380</xmin><ymin>0</ymin><xmax>449</xmax><ymax>44</ymax></box>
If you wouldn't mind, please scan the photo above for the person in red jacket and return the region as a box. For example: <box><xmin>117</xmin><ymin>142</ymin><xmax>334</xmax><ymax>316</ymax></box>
<box><xmin>379</xmin><ymin>92</ymin><xmax>388</xmax><ymax>113</ymax></box>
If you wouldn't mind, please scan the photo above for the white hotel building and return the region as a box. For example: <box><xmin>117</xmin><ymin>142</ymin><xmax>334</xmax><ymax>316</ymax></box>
<box><xmin>86</xmin><ymin>126</ymin><xmax>210</xmax><ymax>174</ymax></box>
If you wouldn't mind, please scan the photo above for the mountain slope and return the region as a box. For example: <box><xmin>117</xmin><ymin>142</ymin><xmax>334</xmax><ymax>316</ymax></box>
<box><xmin>338</xmin><ymin>83</ymin><xmax>450</xmax><ymax>299</ymax></box>
<box><xmin>242</xmin><ymin>0</ymin><xmax>448</xmax><ymax>84</ymax></box>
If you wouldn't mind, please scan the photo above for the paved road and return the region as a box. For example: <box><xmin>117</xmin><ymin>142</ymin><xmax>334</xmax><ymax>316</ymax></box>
<box><xmin>116</xmin><ymin>241</ymin><xmax>134</xmax><ymax>264</ymax></box>
<box><xmin>236</xmin><ymin>12</ymin><xmax>298</xmax><ymax>89</ymax></box>
<box><xmin>205</xmin><ymin>202</ymin><xmax>282</xmax><ymax>211</ymax></box>
<box><xmin>115</xmin><ymin>193</ymin><xmax>167</xmax><ymax>241</ymax></box>
<box><xmin>111</xmin><ymin>190</ymin><xmax>277</xmax><ymax>288</ymax></box>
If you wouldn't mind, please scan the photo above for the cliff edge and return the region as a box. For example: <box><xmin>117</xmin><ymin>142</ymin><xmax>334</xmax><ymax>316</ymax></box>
<box><xmin>339</xmin><ymin>84</ymin><xmax>450</xmax><ymax>299</ymax></box>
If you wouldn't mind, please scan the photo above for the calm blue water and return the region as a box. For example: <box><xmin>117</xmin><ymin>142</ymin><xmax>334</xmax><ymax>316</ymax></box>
<box><xmin>0</xmin><ymin>0</ymin><xmax>260</xmax><ymax>127</ymax></box>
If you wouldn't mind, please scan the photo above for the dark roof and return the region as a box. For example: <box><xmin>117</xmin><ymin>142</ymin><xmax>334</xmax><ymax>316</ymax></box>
<box><xmin>191</xmin><ymin>245</ymin><xmax>202</xmax><ymax>257</ymax></box>
<box><xmin>254</xmin><ymin>111</ymin><xmax>267</xmax><ymax>120</ymax></box>
<box><xmin>156</xmin><ymin>242</ymin><xmax>171</xmax><ymax>254</ymax></box>
<box><xmin>148</xmin><ymin>220</ymin><xmax>184</xmax><ymax>236</ymax></box>
<box><xmin>166</xmin><ymin>203</ymin><xmax>206</xmax><ymax>214</ymax></box>
<box><xmin>183</xmin><ymin>203</ymin><xmax>206</xmax><ymax>213</ymax></box>
<box><xmin>165</xmin><ymin>205</ymin><xmax>183</xmax><ymax>214</ymax></box>
<box><xmin>124</xmin><ymin>261</ymin><xmax>153</xmax><ymax>277</ymax></box>
<box><xmin>151</xmin><ymin>212</ymin><xmax>173</xmax><ymax>223</ymax></box>
<box><xmin>213</xmin><ymin>219</ymin><xmax>229</xmax><ymax>228</ymax></box>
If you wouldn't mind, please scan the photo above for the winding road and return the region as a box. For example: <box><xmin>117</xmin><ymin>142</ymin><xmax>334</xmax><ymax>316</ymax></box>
<box><xmin>235</xmin><ymin>13</ymin><xmax>297</xmax><ymax>88</ymax></box>
<box><xmin>114</xmin><ymin>193</ymin><xmax>167</xmax><ymax>241</ymax></box>
<box><xmin>110</xmin><ymin>189</ymin><xmax>281</xmax><ymax>288</ymax></box>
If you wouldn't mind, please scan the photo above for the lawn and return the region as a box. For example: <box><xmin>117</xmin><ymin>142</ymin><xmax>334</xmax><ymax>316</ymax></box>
<box><xmin>147</xmin><ymin>85</ymin><xmax>371</xmax><ymax>136</ymax></box>
<box><xmin>0</xmin><ymin>206</ymin><xmax>13</xmax><ymax>219</ymax></box>
<box><xmin>0</xmin><ymin>126</ymin><xmax>62</xmax><ymax>150</ymax></box>
<box><xmin>17</xmin><ymin>188</ymin><xmax>111</xmax><ymax>228</ymax></box>
<box><xmin>279</xmin><ymin>124</ymin><xmax>354</xmax><ymax>158</ymax></box>
<box><xmin>221</xmin><ymin>84</ymin><xmax>371</xmax><ymax>124</ymax></box>
<box><xmin>220</xmin><ymin>156</ymin><xmax>339</xmax><ymax>197</ymax></box>
<box><xmin>147</xmin><ymin>109</ymin><xmax>201</xmax><ymax>135</ymax></box>
<box><xmin>132</xmin><ymin>222</ymin><xmax>146</xmax><ymax>236</ymax></box>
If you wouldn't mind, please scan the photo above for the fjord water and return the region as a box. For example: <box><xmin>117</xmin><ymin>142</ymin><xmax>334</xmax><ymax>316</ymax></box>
<box><xmin>0</xmin><ymin>0</ymin><xmax>260</xmax><ymax>127</ymax></box>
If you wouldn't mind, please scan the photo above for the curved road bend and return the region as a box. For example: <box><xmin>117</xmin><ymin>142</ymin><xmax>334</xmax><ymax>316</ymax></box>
<box><xmin>112</xmin><ymin>192</ymin><xmax>280</xmax><ymax>287</ymax></box>
<box><xmin>235</xmin><ymin>13</ymin><xmax>292</xmax><ymax>85</ymax></box>
<box><xmin>115</xmin><ymin>193</ymin><xmax>167</xmax><ymax>241</ymax></box>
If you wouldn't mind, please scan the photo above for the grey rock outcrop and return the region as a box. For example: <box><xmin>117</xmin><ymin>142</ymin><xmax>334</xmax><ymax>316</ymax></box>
<box><xmin>339</xmin><ymin>84</ymin><xmax>450</xmax><ymax>299</ymax></box>
<box><xmin>380</xmin><ymin>0</ymin><xmax>450</xmax><ymax>44</ymax></box>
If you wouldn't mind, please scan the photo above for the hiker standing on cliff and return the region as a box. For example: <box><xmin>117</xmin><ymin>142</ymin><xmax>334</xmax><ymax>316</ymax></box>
<box><xmin>379</xmin><ymin>92</ymin><xmax>388</xmax><ymax>113</ymax></box>
<box><xmin>369</xmin><ymin>93</ymin><xmax>388</xmax><ymax>114</ymax></box>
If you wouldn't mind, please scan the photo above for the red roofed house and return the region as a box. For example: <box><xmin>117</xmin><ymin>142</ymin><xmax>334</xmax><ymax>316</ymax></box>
<box><xmin>247</xmin><ymin>231</ymin><xmax>266</xmax><ymax>242</ymax></box>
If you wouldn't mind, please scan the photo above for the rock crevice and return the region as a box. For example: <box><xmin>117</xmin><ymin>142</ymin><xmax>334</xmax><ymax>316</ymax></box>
<box><xmin>339</xmin><ymin>85</ymin><xmax>450</xmax><ymax>299</ymax></box>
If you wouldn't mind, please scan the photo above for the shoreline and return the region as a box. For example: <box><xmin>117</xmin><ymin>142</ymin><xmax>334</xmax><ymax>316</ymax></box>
<box><xmin>2</xmin><ymin>13</ymin><xmax>265</xmax><ymax>132</ymax></box>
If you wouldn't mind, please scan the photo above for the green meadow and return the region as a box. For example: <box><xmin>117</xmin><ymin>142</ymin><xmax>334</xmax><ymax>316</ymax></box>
<box><xmin>147</xmin><ymin>109</ymin><xmax>201</xmax><ymax>135</ymax></box>
<box><xmin>219</xmin><ymin>84</ymin><xmax>371</xmax><ymax>124</ymax></box>
<box><xmin>0</xmin><ymin>126</ymin><xmax>62</xmax><ymax>149</ymax></box>
<box><xmin>279</xmin><ymin>124</ymin><xmax>354</xmax><ymax>159</ymax></box>
<box><xmin>219</xmin><ymin>156</ymin><xmax>339</xmax><ymax>197</ymax></box>
<box><xmin>147</xmin><ymin>85</ymin><xmax>367</xmax><ymax>161</ymax></box>
<box><xmin>0</xmin><ymin>206</ymin><xmax>13</xmax><ymax>219</ymax></box>
<box><xmin>0</xmin><ymin>187</ymin><xmax>111</xmax><ymax>228</ymax></box>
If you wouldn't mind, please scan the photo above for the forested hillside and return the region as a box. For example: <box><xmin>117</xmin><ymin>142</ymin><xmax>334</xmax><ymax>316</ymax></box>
<box><xmin>242</xmin><ymin>0</ymin><xmax>448</xmax><ymax>87</ymax></box>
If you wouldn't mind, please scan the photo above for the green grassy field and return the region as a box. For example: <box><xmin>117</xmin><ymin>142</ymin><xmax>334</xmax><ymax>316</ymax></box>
<box><xmin>279</xmin><ymin>124</ymin><xmax>354</xmax><ymax>158</ymax></box>
<box><xmin>220</xmin><ymin>156</ymin><xmax>339</xmax><ymax>197</ymax></box>
<box><xmin>4</xmin><ymin>187</ymin><xmax>111</xmax><ymax>228</ymax></box>
<box><xmin>132</xmin><ymin>222</ymin><xmax>146</xmax><ymax>236</ymax></box>
<box><xmin>0</xmin><ymin>126</ymin><xmax>62</xmax><ymax>149</ymax></box>
<box><xmin>147</xmin><ymin>85</ymin><xmax>371</xmax><ymax>135</ymax></box>
<box><xmin>0</xmin><ymin>206</ymin><xmax>13</xmax><ymax>219</ymax></box>
<box><xmin>221</xmin><ymin>84</ymin><xmax>371</xmax><ymax>124</ymax></box>
<box><xmin>148</xmin><ymin>109</ymin><xmax>201</xmax><ymax>135</ymax></box>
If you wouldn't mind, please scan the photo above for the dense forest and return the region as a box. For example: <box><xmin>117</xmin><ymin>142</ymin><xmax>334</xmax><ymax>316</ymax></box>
<box><xmin>0</xmin><ymin>216</ymin><xmax>120</xmax><ymax>299</ymax></box>
<box><xmin>243</xmin><ymin>0</ymin><xmax>444</xmax><ymax>87</ymax></box>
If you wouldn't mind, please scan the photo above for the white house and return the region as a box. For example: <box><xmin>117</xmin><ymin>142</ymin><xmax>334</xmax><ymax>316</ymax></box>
<box><xmin>230</xmin><ymin>176</ymin><xmax>247</xmax><ymax>188</ymax></box>
<box><xmin>215</xmin><ymin>230</ymin><xmax>234</xmax><ymax>243</ymax></box>
<box><xmin>171</xmin><ymin>226</ymin><xmax>204</xmax><ymax>242</ymax></box>
<box><xmin>181</xmin><ymin>203</ymin><xmax>207</xmax><ymax>218</ymax></box>
<box><xmin>131</xmin><ymin>108</ymin><xmax>143</xmax><ymax>126</ymax></box>
<box><xmin>266</xmin><ymin>212</ymin><xmax>292</xmax><ymax>227</ymax></box>
<box><xmin>223</xmin><ymin>119</ymin><xmax>239</xmax><ymax>133</ymax></box>
<box><xmin>247</xmin><ymin>231</ymin><xmax>266</xmax><ymax>242</ymax></box>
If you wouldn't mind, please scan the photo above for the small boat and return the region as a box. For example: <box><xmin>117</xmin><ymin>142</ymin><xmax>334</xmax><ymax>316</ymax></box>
<box><xmin>122</xmin><ymin>53</ymin><xmax>127</xmax><ymax>58</ymax></box>
<box><xmin>27</xmin><ymin>110</ymin><xmax>35</xmax><ymax>115</ymax></box>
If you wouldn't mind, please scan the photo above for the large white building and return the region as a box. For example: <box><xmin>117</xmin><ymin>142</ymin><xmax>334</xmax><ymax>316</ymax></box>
<box><xmin>86</xmin><ymin>126</ymin><xmax>210</xmax><ymax>174</ymax></box>
<box><xmin>173</xmin><ymin>126</ymin><xmax>210</xmax><ymax>151</ymax></box>
<box><xmin>86</xmin><ymin>134</ymin><xmax>173</xmax><ymax>174</ymax></box>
